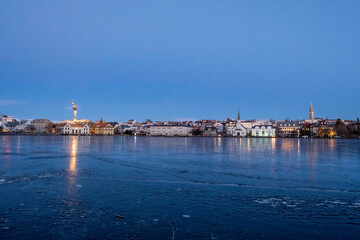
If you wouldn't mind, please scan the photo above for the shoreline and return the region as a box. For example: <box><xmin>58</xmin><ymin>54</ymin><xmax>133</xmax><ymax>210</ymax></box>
<box><xmin>0</xmin><ymin>132</ymin><xmax>359</xmax><ymax>139</ymax></box>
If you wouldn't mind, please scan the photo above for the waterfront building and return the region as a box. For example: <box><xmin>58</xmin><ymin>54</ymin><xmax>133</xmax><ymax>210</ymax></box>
<box><xmin>148</xmin><ymin>125</ymin><xmax>193</xmax><ymax>136</ymax></box>
<box><xmin>214</xmin><ymin>122</ymin><xmax>224</xmax><ymax>134</ymax></box>
<box><xmin>55</xmin><ymin>123</ymin><xmax>67</xmax><ymax>134</ymax></box>
<box><xmin>204</xmin><ymin>126</ymin><xmax>218</xmax><ymax>136</ymax></box>
<box><xmin>61</xmin><ymin>123</ymin><xmax>90</xmax><ymax>135</ymax></box>
<box><xmin>276</xmin><ymin>121</ymin><xmax>300</xmax><ymax>137</ymax></box>
<box><xmin>13</xmin><ymin>121</ymin><xmax>31</xmax><ymax>133</ymax></box>
<box><xmin>31</xmin><ymin>119</ymin><xmax>53</xmax><ymax>133</ymax></box>
<box><xmin>251</xmin><ymin>125</ymin><xmax>276</xmax><ymax>137</ymax></box>
<box><xmin>90</xmin><ymin>121</ymin><xmax>114</xmax><ymax>135</ymax></box>
<box><xmin>312</xmin><ymin>120</ymin><xmax>336</xmax><ymax>138</ymax></box>
<box><xmin>225</xmin><ymin>112</ymin><xmax>247</xmax><ymax>137</ymax></box>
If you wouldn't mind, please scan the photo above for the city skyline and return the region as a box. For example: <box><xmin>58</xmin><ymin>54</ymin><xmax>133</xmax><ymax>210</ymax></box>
<box><xmin>0</xmin><ymin>101</ymin><xmax>358</xmax><ymax>123</ymax></box>
<box><xmin>1</xmin><ymin>1</ymin><xmax>360</xmax><ymax>121</ymax></box>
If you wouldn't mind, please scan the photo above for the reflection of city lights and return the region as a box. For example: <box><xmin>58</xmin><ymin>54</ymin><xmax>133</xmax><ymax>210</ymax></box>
<box><xmin>17</xmin><ymin>136</ymin><xmax>21</xmax><ymax>153</ymax></box>
<box><xmin>281</xmin><ymin>140</ymin><xmax>295</xmax><ymax>151</ymax></box>
<box><xmin>329</xmin><ymin>139</ymin><xmax>335</xmax><ymax>151</ymax></box>
<box><xmin>247</xmin><ymin>138</ymin><xmax>251</xmax><ymax>151</ymax></box>
<box><xmin>271</xmin><ymin>138</ymin><xmax>276</xmax><ymax>153</ymax></box>
<box><xmin>217</xmin><ymin>137</ymin><xmax>221</xmax><ymax>147</ymax></box>
<box><xmin>70</xmin><ymin>136</ymin><xmax>78</xmax><ymax>172</ymax></box>
<box><xmin>297</xmin><ymin>139</ymin><xmax>300</xmax><ymax>156</ymax></box>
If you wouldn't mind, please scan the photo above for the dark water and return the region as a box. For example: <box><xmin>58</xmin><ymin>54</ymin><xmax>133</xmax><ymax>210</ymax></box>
<box><xmin>0</xmin><ymin>136</ymin><xmax>360</xmax><ymax>239</ymax></box>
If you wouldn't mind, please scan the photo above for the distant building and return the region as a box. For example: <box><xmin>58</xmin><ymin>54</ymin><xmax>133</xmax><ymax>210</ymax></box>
<box><xmin>305</xmin><ymin>103</ymin><xmax>320</xmax><ymax>124</ymax></box>
<box><xmin>91</xmin><ymin>121</ymin><xmax>114</xmax><ymax>135</ymax></box>
<box><xmin>225</xmin><ymin>112</ymin><xmax>247</xmax><ymax>137</ymax></box>
<box><xmin>31</xmin><ymin>119</ymin><xmax>53</xmax><ymax>133</ymax></box>
<box><xmin>241</xmin><ymin>120</ymin><xmax>256</xmax><ymax>129</ymax></box>
<box><xmin>61</xmin><ymin>123</ymin><xmax>90</xmax><ymax>135</ymax></box>
<box><xmin>276</xmin><ymin>121</ymin><xmax>300</xmax><ymax>137</ymax></box>
<box><xmin>204</xmin><ymin>126</ymin><xmax>218</xmax><ymax>136</ymax></box>
<box><xmin>308</xmin><ymin>103</ymin><xmax>314</xmax><ymax>121</ymax></box>
<box><xmin>148</xmin><ymin>125</ymin><xmax>193</xmax><ymax>136</ymax></box>
<box><xmin>312</xmin><ymin>120</ymin><xmax>336</xmax><ymax>138</ymax></box>
<box><xmin>0</xmin><ymin>115</ymin><xmax>13</xmax><ymax>125</ymax></box>
<box><xmin>251</xmin><ymin>125</ymin><xmax>276</xmax><ymax>137</ymax></box>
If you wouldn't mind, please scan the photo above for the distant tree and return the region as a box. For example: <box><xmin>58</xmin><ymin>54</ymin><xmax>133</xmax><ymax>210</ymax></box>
<box><xmin>357</xmin><ymin>117</ymin><xmax>360</xmax><ymax>123</ymax></box>
<box><xmin>124</xmin><ymin>130</ymin><xmax>133</xmax><ymax>135</ymax></box>
<box><xmin>334</xmin><ymin>119</ymin><xmax>348</xmax><ymax>137</ymax></box>
<box><xmin>191</xmin><ymin>128</ymin><xmax>203</xmax><ymax>136</ymax></box>
<box><xmin>114</xmin><ymin>127</ymin><xmax>122</xmax><ymax>135</ymax></box>
<box><xmin>45</xmin><ymin>122</ymin><xmax>55</xmax><ymax>134</ymax></box>
<box><xmin>0</xmin><ymin>126</ymin><xmax>3</xmax><ymax>132</ymax></box>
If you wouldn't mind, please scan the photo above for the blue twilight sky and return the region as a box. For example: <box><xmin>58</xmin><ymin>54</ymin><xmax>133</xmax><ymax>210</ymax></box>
<box><xmin>0</xmin><ymin>1</ymin><xmax>359</xmax><ymax>122</ymax></box>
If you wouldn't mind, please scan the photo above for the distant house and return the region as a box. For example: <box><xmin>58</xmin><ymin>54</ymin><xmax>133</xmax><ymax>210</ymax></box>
<box><xmin>276</xmin><ymin>121</ymin><xmax>300</xmax><ymax>137</ymax></box>
<box><xmin>251</xmin><ymin>125</ymin><xmax>276</xmax><ymax>137</ymax></box>
<box><xmin>148</xmin><ymin>125</ymin><xmax>193</xmax><ymax>136</ymax></box>
<box><xmin>31</xmin><ymin>119</ymin><xmax>53</xmax><ymax>133</ymax></box>
<box><xmin>90</xmin><ymin>122</ymin><xmax>114</xmax><ymax>135</ymax></box>
<box><xmin>204</xmin><ymin>126</ymin><xmax>218</xmax><ymax>136</ymax></box>
<box><xmin>0</xmin><ymin>115</ymin><xmax>13</xmax><ymax>125</ymax></box>
<box><xmin>61</xmin><ymin>123</ymin><xmax>90</xmax><ymax>135</ymax></box>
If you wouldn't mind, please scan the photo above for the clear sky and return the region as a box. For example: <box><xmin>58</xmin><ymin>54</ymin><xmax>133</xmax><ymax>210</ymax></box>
<box><xmin>1</xmin><ymin>1</ymin><xmax>359</xmax><ymax>122</ymax></box>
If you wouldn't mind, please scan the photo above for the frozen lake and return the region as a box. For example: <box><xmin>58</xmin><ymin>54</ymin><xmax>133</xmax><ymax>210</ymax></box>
<box><xmin>0</xmin><ymin>135</ymin><xmax>360</xmax><ymax>239</ymax></box>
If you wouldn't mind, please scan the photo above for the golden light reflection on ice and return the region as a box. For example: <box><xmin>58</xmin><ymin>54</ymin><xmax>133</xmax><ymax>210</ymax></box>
<box><xmin>70</xmin><ymin>136</ymin><xmax>78</xmax><ymax>172</ymax></box>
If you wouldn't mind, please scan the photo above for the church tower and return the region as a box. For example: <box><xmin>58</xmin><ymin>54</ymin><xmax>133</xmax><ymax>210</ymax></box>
<box><xmin>308</xmin><ymin>103</ymin><xmax>314</xmax><ymax>121</ymax></box>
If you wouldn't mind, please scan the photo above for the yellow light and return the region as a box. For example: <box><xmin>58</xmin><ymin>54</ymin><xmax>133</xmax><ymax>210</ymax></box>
<box><xmin>70</xmin><ymin>136</ymin><xmax>78</xmax><ymax>172</ymax></box>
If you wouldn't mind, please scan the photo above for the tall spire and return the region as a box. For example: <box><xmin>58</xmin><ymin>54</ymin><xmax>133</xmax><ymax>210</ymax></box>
<box><xmin>308</xmin><ymin>103</ymin><xmax>314</xmax><ymax>120</ymax></box>
<box><xmin>237</xmin><ymin>111</ymin><xmax>240</xmax><ymax>121</ymax></box>
<box><xmin>72</xmin><ymin>100</ymin><xmax>77</xmax><ymax>121</ymax></box>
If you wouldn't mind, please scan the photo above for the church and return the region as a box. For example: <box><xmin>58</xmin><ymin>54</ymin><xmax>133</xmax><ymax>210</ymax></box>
<box><xmin>225</xmin><ymin>112</ymin><xmax>247</xmax><ymax>137</ymax></box>
<box><xmin>305</xmin><ymin>103</ymin><xmax>319</xmax><ymax>124</ymax></box>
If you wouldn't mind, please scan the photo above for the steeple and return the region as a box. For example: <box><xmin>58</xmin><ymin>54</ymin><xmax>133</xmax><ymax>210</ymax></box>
<box><xmin>237</xmin><ymin>111</ymin><xmax>240</xmax><ymax>121</ymax></box>
<box><xmin>72</xmin><ymin>100</ymin><xmax>77</xmax><ymax>121</ymax></box>
<box><xmin>308</xmin><ymin>103</ymin><xmax>314</xmax><ymax>120</ymax></box>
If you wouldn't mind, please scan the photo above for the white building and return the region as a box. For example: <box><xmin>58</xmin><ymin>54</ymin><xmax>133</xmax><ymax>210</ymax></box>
<box><xmin>225</xmin><ymin>112</ymin><xmax>247</xmax><ymax>137</ymax></box>
<box><xmin>226</xmin><ymin>120</ymin><xmax>247</xmax><ymax>137</ymax></box>
<box><xmin>214</xmin><ymin>122</ymin><xmax>224</xmax><ymax>134</ymax></box>
<box><xmin>0</xmin><ymin>115</ymin><xmax>13</xmax><ymax>125</ymax></box>
<box><xmin>251</xmin><ymin>125</ymin><xmax>276</xmax><ymax>137</ymax></box>
<box><xmin>148</xmin><ymin>125</ymin><xmax>193</xmax><ymax>136</ymax></box>
<box><xmin>13</xmin><ymin>121</ymin><xmax>31</xmax><ymax>133</ymax></box>
<box><xmin>61</xmin><ymin>123</ymin><xmax>90</xmax><ymax>135</ymax></box>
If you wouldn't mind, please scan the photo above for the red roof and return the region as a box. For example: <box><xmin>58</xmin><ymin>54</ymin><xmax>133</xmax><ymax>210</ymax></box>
<box><xmin>92</xmin><ymin>122</ymin><xmax>112</xmax><ymax>128</ymax></box>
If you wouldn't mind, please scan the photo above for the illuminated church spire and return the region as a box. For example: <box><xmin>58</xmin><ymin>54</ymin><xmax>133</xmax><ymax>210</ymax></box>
<box><xmin>72</xmin><ymin>100</ymin><xmax>77</xmax><ymax>121</ymax></box>
<box><xmin>308</xmin><ymin>103</ymin><xmax>314</xmax><ymax>121</ymax></box>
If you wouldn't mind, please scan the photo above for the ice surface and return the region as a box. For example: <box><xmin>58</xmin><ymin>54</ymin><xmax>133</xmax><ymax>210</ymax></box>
<box><xmin>0</xmin><ymin>136</ymin><xmax>360</xmax><ymax>239</ymax></box>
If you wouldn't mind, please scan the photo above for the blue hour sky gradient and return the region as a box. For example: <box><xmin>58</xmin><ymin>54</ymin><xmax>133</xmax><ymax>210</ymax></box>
<box><xmin>1</xmin><ymin>1</ymin><xmax>359</xmax><ymax>122</ymax></box>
